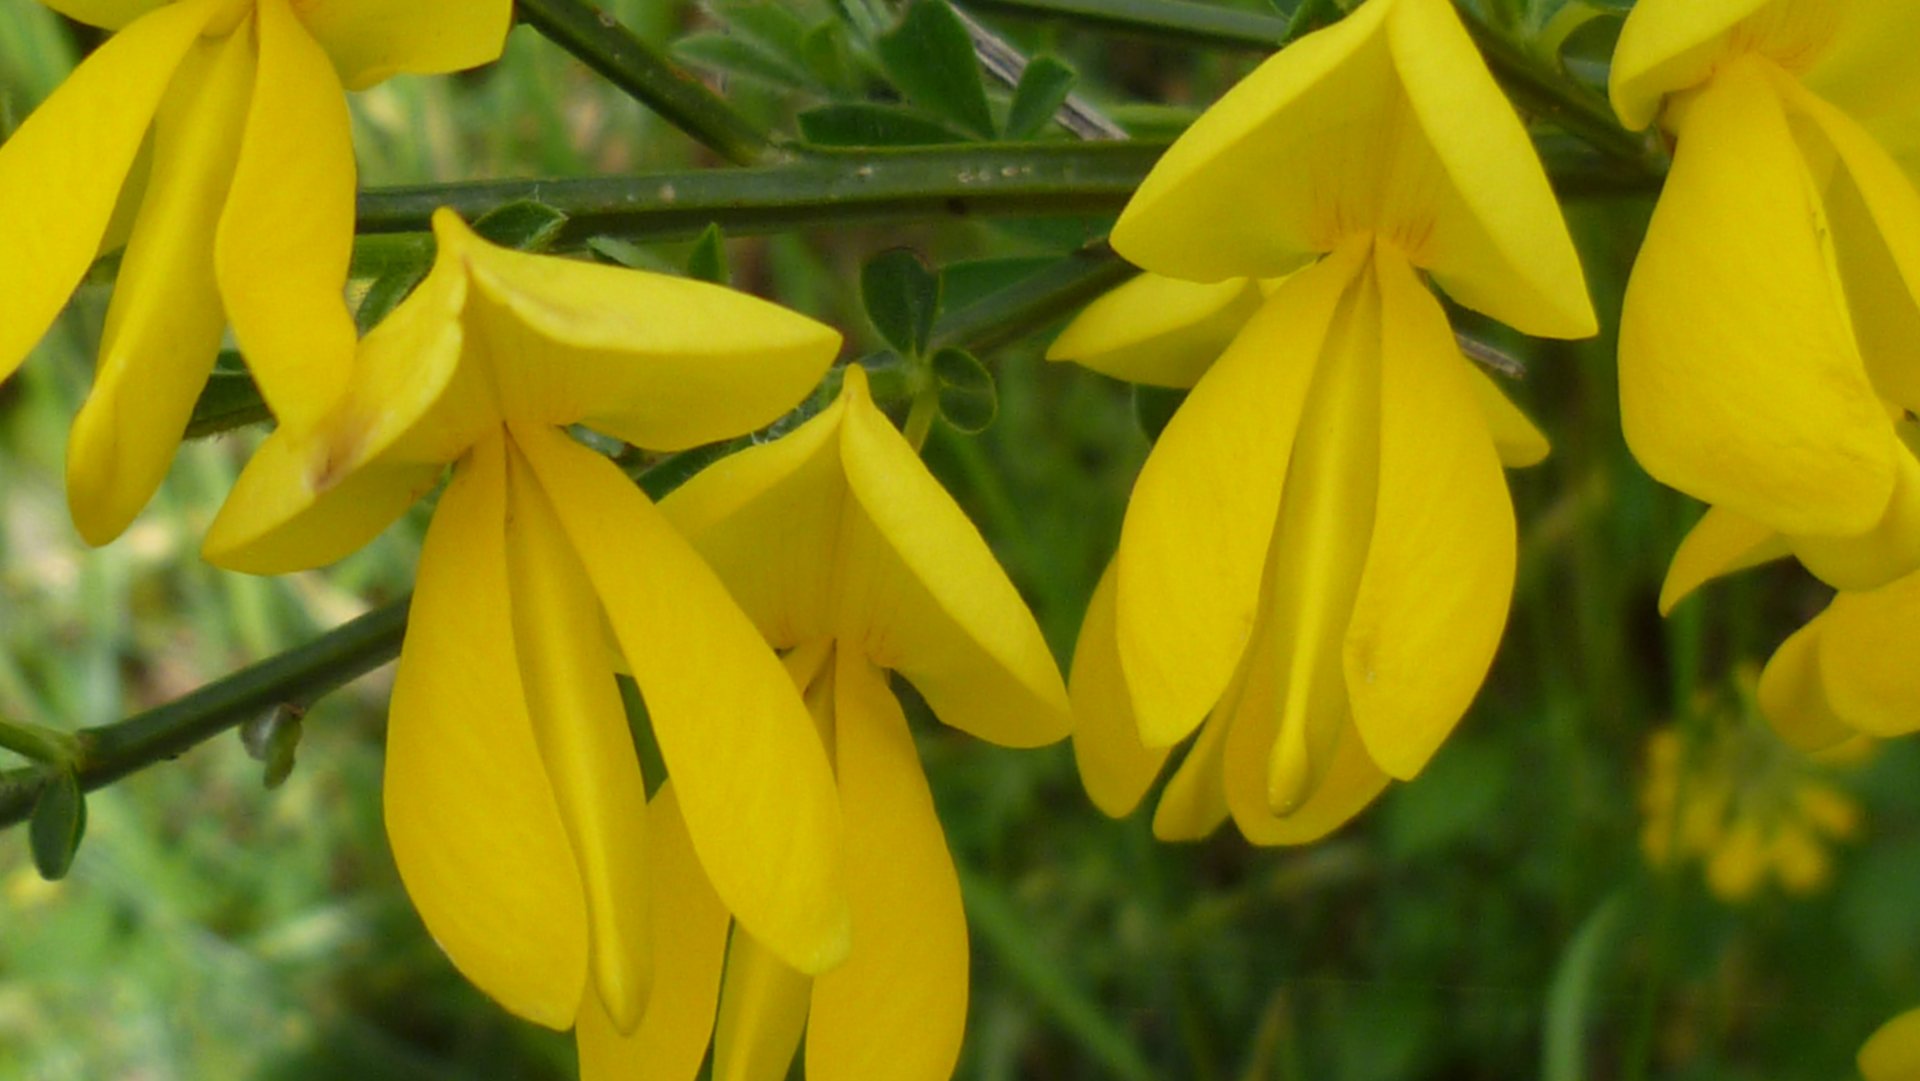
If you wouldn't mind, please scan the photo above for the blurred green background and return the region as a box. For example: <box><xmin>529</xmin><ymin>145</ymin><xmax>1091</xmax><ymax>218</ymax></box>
<box><xmin>3</xmin><ymin>1</ymin><xmax>1918</xmax><ymax>1079</ymax></box>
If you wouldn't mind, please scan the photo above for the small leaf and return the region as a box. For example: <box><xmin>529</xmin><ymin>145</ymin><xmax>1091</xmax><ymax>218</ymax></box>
<box><xmin>355</xmin><ymin>266</ymin><xmax>427</xmax><ymax>334</ymax></box>
<box><xmin>862</xmin><ymin>248</ymin><xmax>940</xmax><ymax>356</ymax></box>
<box><xmin>876</xmin><ymin>1</ymin><xmax>996</xmax><ymax>139</ymax></box>
<box><xmin>471</xmin><ymin>199</ymin><xmax>569</xmax><ymax>253</ymax></box>
<box><xmin>675</xmin><ymin>32</ymin><xmax>817</xmax><ymax>91</ymax></box>
<box><xmin>586</xmin><ymin>235</ymin><xmax>663</xmax><ymax>270</ymax></box>
<box><xmin>241</xmin><ymin>705</ymin><xmax>304</xmax><ymax>791</ymax></box>
<box><xmin>1132</xmin><ymin>385</ymin><xmax>1188</xmax><ymax>443</ymax></box>
<box><xmin>800</xmin><ymin>21</ymin><xmax>855</xmax><ymax>93</ymax></box>
<box><xmin>687</xmin><ymin>224</ymin><xmax>730</xmax><ymax>285</ymax></box>
<box><xmin>1004</xmin><ymin>55</ymin><xmax>1076</xmax><ymax>140</ymax></box>
<box><xmin>29</xmin><ymin>770</ymin><xmax>86</xmax><ymax>881</ymax></box>
<box><xmin>798</xmin><ymin>103</ymin><xmax>971</xmax><ymax>147</ymax></box>
<box><xmin>932</xmin><ymin>347</ymin><xmax>996</xmax><ymax>434</ymax></box>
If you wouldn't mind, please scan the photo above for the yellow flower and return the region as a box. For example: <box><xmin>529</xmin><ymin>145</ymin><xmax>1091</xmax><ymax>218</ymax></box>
<box><xmin>0</xmin><ymin>0</ymin><xmax>512</xmax><ymax>543</ymax></box>
<box><xmin>202</xmin><ymin>210</ymin><xmax>849</xmax><ymax>1036</ymax></box>
<box><xmin>1756</xmin><ymin>566</ymin><xmax>1920</xmax><ymax>752</ymax></box>
<box><xmin>1611</xmin><ymin>0</ymin><xmax>1920</xmax><ymax>545</ymax></box>
<box><xmin>1057</xmin><ymin>0</ymin><xmax>1593</xmax><ymax>844</ymax></box>
<box><xmin>1639</xmin><ymin>680</ymin><xmax>1866</xmax><ymax>904</ymax></box>
<box><xmin>1863</xmin><ymin>1007</ymin><xmax>1920</xmax><ymax>1081</ymax></box>
<box><xmin>581</xmin><ymin>364</ymin><xmax>1070</xmax><ymax>1081</ymax></box>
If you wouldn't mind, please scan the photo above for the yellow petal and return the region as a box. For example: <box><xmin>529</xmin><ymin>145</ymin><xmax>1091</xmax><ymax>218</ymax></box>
<box><xmin>1618</xmin><ymin>56</ymin><xmax>1894</xmax><ymax>536</ymax></box>
<box><xmin>1659</xmin><ymin>506</ymin><xmax>1790</xmax><ymax>615</ymax></box>
<box><xmin>216</xmin><ymin>0</ymin><xmax>357</xmax><ymax>433</ymax></box>
<box><xmin>65</xmin><ymin>29</ymin><xmax>254</xmax><ymax>546</ymax></box>
<box><xmin>292</xmin><ymin>0</ymin><xmax>513</xmax><ymax>90</ymax></box>
<box><xmin>806</xmin><ymin>654</ymin><xmax>967</xmax><ymax>1081</ymax></box>
<box><xmin>503</xmin><ymin>440</ymin><xmax>653</xmax><ymax>1032</ymax></box>
<box><xmin>1813</xmin><ymin>571</ymin><xmax>1920</xmax><ymax>738</ymax></box>
<box><xmin>1114</xmin><ymin>241</ymin><xmax>1365</xmax><ymax>749</ymax></box>
<box><xmin>1151</xmin><ymin>708</ymin><xmax>1231</xmax><ymax>842</ymax></box>
<box><xmin>1756</xmin><ymin>618</ymin><xmax>1862</xmax><ymax>752</ymax></box>
<box><xmin>1045</xmin><ymin>274</ymin><xmax>1262</xmax><ymax>389</ymax></box>
<box><xmin>1781</xmin><ymin>77</ymin><xmax>1920</xmax><ymax>415</ymax></box>
<box><xmin>576</xmin><ymin>783</ymin><xmax>730</xmax><ymax>1081</ymax></box>
<box><xmin>1789</xmin><ymin>445</ymin><xmax>1920</xmax><ymax>591</ymax></box>
<box><xmin>1112</xmin><ymin>0</ymin><xmax>1594</xmax><ymax>339</ymax></box>
<box><xmin>837</xmin><ymin>366</ymin><xmax>1071</xmax><ymax>749</ymax></box>
<box><xmin>1806</xmin><ymin>1</ymin><xmax>1920</xmax><ymax>139</ymax></box>
<box><xmin>658</xmin><ymin>392</ymin><xmax>850</xmax><ymax>650</ymax></box>
<box><xmin>511</xmin><ymin>424</ymin><xmax>851</xmax><ymax>975</ymax></box>
<box><xmin>39</xmin><ymin>0</ymin><xmax>169</xmax><ymax>29</ymax></box>
<box><xmin>202</xmin><ymin>261</ymin><xmax>470</xmax><ymax>575</ymax></box>
<box><xmin>443</xmin><ymin>210</ymin><xmax>840</xmax><ymax>451</ymax></box>
<box><xmin>1861</xmin><ymin>1007</ymin><xmax>1920</xmax><ymax>1081</ymax></box>
<box><xmin>1069</xmin><ymin>559</ymin><xmax>1171</xmax><ymax>818</ymax></box>
<box><xmin>1607</xmin><ymin>0</ymin><xmax>1769</xmax><ymax>130</ymax></box>
<box><xmin>712</xmin><ymin>930</ymin><xmax>812</xmax><ymax>1081</ymax></box>
<box><xmin>1345</xmin><ymin>249</ymin><xmax>1514</xmax><ymax>780</ymax></box>
<box><xmin>0</xmin><ymin>0</ymin><xmax>209</xmax><ymax>381</ymax></box>
<box><xmin>384</xmin><ymin>435</ymin><xmax>587</xmax><ymax>1030</ymax></box>
<box><xmin>1468</xmin><ymin>369</ymin><xmax>1550</xmax><ymax>469</ymax></box>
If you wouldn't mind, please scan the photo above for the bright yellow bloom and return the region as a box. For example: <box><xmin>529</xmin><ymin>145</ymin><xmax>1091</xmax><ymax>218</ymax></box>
<box><xmin>1863</xmin><ymin>1007</ymin><xmax>1920</xmax><ymax>1081</ymax></box>
<box><xmin>202</xmin><ymin>210</ymin><xmax>849</xmax><ymax>1036</ymax></box>
<box><xmin>589</xmin><ymin>364</ymin><xmax>1070</xmax><ymax>1081</ymax></box>
<box><xmin>0</xmin><ymin>0</ymin><xmax>511</xmax><ymax>543</ymax></box>
<box><xmin>1612</xmin><ymin>0</ymin><xmax>1920</xmax><ymax>545</ymax></box>
<box><xmin>1638</xmin><ymin>678</ymin><xmax>1867</xmax><ymax>903</ymax></box>
<box><xmin>1756</xmin><ymin>567</ymin><xmax>1920</xmax><ymax>752</ymax></box>
<box><xmin>1058</xmin><ymin>0</ymin><xmax>1593</xmax><ymax>844</ymax></box>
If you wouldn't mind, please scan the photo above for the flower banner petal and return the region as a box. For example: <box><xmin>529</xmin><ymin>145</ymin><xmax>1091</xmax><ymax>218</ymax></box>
<box><xmin>576</xmin><ymin>783</ymin><xmax>729</xmax><ymax>1081</ymax></box>
<box><xmin>838</xmin><ymin>366</ymin><xmax>1071</xmax><ymax>749</ymax></box>
<box><xmin>216</xmin><ymin>0</ymin><xmax>357</xmax><ymax>433</ymax></box>
<box><xmin>504</xmin><ymin>443</ymin><xmax>654</xmax><ymax>1032</ymax></box>
<box><xmin>66</xmin><ymin>30</ymin><xmax>254</xmax><ymax>546</ymax></box>
<box><xmin>0</xmin><ymin>0</ymin><xmax>210</xmax><ymax>380</ymax></box>
<box><xmin>1046</xmin><ymin>275</ymin><xmax>1262</xmax><ymax>389</ymax></box>
<box><xmin>1790</xmin><ymin>447</ymin><xmax>1920</xmax><ymax>591</ymax></box>
<box><xmin>1115</xmin><ymin>242</ymin><xmax>1365</xmax><ymax>749</ymax></box>
<box><xmin>712</xmin><ymin>931</ymin><xmax>812</xmax><ymax>1081</ymax></box>
<box><xmin>806</xmin><ymin>654</ymin><xmax>967</xmax><ymax>1081</ymax></box>
<box><xmin>1659</xmin><ymin>506</ymin><xmax>1790</xmax><ymax>614</ymax></box>
<box><xmin>1345</xmin><ymin>250</ymin><xmax>1513</xmax><ymax>780</ymax></box>
<box><xmin>384</xmin><ymin>435</ymin><xmax>588</xmax><ymax>1030</ymax></box>
<box><xmin>294</xmin><ymin>0</ymin><xmax>513</xmax><ymax>90</ymax></box>
<box><xmin>1069</xmin><ymin>560</ymin><xmax>1171</xmax><ymax>818</ymax></box>
<box><xmin>513</xmin><ymin>424</ymin><xmax>850</xmax><ymax>975</ymax></box>
<box><xmin>448</xmin><ymin>211</ymin><xmax>840</xmax><ymax>452</ymax></box>
<box><xmin>1618</xmin><ymin>57</ymin><xmax>1894</xmax><ymax>536</ymax></box>
<box><xmin>1608</xmin><ymin>0</ymin><xmax>1769</xmax><ymax>130</ymax></box>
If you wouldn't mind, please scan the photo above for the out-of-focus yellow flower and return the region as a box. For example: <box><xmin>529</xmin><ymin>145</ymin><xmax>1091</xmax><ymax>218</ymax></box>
<box><xmin>1639</xmin><ymin>676</ymin><xmax>1867</xmax><ymax>903</ymax></box>
<box><xmin>0</xmin><ymin>0</ymin><xmax>512</xmax><ymax>543</ymax></box>
<box><xmin>202</xmin><ymin>210</ymin><xmax>848</xmax><ymax>1037</ymax></box>
<box><xmin>595</xmin><ymin>365</ymin><xmax>1070</xmax><ymax>1081</ymax></box>
<box><xmin>1612</xmin><ymin>0</ymin><xmax>1920</xmax><ymax>556</ymax></box>
<box><xmin>1862</xmin><ymin>1007</ymin><xmax>1920</xmax><ymax>1081</ymax></box>
<box><xmin>1055</xmin><ymin>0</ymin><xmax>1593</xmax><ymax>844</ymax></box>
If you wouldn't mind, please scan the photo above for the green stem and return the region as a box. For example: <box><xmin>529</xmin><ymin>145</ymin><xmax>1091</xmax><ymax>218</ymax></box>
<box><xmin>966</xmin><ymin>0</ymin><xmax>1665</xmax><ymax>180</ymax></box>
<box><xmin>515</xmin><ymin>0</ymin><xmax>776</xmax><ymax>166</ymax></box>
<box><xmin>356</xmin><ymin>142</ymin><xmax>1166</xmax><ymax>240</ymax></box>
<box><xmin>0</xmin><ymin>599</ymin><xmax>409</xmax><ymax>829</ymax></box>
<box><xmin>902</xmin><ymin>388</ymin><xmax>939</xmax><ymax>450</ymax></box>
<box><xmin>931</xmin><ymin>240</ymin><xmax>1135</xmax><ymax>353</ymax></box>
<box><xmin>0</xmin><ymin>717</ymin><xmax>79</xmax><ymax>765</ymax></box>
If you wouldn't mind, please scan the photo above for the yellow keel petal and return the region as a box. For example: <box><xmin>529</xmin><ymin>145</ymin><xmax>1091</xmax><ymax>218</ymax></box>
<box><xmin>1046</xmin><ymin>274</ymin><xmax>1262</xmax><ymax>389</ymax></box>
<box><xmin>712</xmin><ymin>930</ymin><xmax>812</xmax><ymax>1081</ymax></box>
<box><xmin>1069</xmin><ymin>559</ymin><xmax>1171</xmax><ymax>818</ymax></box>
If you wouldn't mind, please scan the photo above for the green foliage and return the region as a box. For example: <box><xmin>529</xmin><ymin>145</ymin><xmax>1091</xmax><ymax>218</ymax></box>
<box><xmin>27</xmin><ymin>771</ymin><xmax>84</xmax><ymax>881</ymax></box>
<box><xmin>862</xmin><ymin>248</ymin><xmax>942</xmax><ymax>358</ymax></box>
<box><xmin>876</xmin><ymin>1</ymin><xmax>998</xmax><ymax>138</ymax></box>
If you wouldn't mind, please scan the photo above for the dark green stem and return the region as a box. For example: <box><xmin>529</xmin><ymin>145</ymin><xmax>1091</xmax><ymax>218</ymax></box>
<box><xmin>966</xmin><ymin>0</ymin><xmax>1665</xmax><ymax>181</ymax></box>
<box><xmin>515</xmin><ymin>0</ymin><xmax>775</xmax><ymax>166</ymax></box>
<box><xmin>931</xmin><ymin>240</ymin><xmax>1134</xmax><ymax>353</ymax></box>
<box><xmin>0</xmin><ymin>599</ymin><xmax>410</xmax><ymax>829</ymax></box>
<box><xmin>356</xmin><ymin>142</ymin><xmax>1166</xmax><ymax>241</ymax></box>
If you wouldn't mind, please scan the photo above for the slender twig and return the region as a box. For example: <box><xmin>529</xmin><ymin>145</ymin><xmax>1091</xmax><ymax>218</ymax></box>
<box><xmin>515</xmin><ymin>0</ymin><xmax>776</xmax><ymax>166</ymax></box>
<box><xmin>963</xmin><ymin>0</ymin><xmax>1665</xmax><ymax>181</ymax></box>
<box><xmin>0</xmin><ymin>717</ymin><xmax>78</xmax><ymax>765</ymax></box>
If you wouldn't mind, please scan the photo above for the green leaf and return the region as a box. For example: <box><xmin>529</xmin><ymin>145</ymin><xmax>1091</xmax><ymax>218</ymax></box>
<box><xmin>1132</xmin><ymin>384</ymin><xmax>1188</xmax><ymax>443</ymax></box>
<box><xmin>938</xmin><ymin>256</ymin><xmax>1058</xmax><ymax>311</ymax></box>
<box><xmin>876</xmin><ymin>1</ymin><xmax>996</xmax><ymax>139</ymax></box>
<box><xmin>1543</xmin><ymin>891</ymin><xmax>1634</xmax><ymax>1081</ymax></box>
<box><xmin>675</xmin><ymin>32</ymin><xmax>817</xmax><ymax>91</ymax></box>
<box><xmin>240</xmin><ymin>705</ymin><xmax>304</xmax><ymax>791</ymax></box>
<box><xmin>354</xmin><ymin>266</ymin><xmax>427</xmax><ymax>335</ymax></box>
<box><xmin>471</xmin><ymin>199</ymin><xmax>569</xmax><ymax>252</ymax></box>
<box><xmin>586</xmin><ymin>235</ymin><xmax>667</xmax><ymax>271</ymax></box>
<box><xmin>1004</xmin><ymin>55</ymin><xmax>1077</xmax><ymax>140</ymax></box>
<box><xmin>686</xmin><ymin>223</ymin><xmax>730</xmax><ymax>284</ymax></box>
<box><xmin>185</xmin><ymin>365</ymin><xmax>273</xmax><ymax>440</ymax></box>
<box><xmin>800</xmin><ymin>21</ymin><xmax>856</xmax><ymax>93</ymax></box>
<box><xmin>932</xmin><ymin>347</ymin><xmax>996</xmax><ymax>434</ymax></box>
<box><xmin>862</xmin><ymin>248</ymin><xmax>941</xmax><ymax>356</ymax></box>
<box><xmin>29</xmin><ymin>770</ymin><xmax>86</xmax><ymax>881</ymax></box>
<box><xmin>798</xmin><ymin>102</ymin><xmax>971</xmax><ymax>147</ymax></box>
